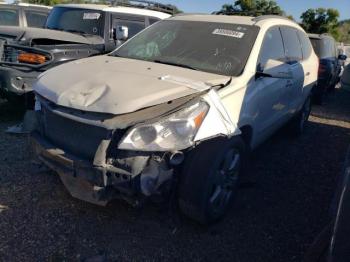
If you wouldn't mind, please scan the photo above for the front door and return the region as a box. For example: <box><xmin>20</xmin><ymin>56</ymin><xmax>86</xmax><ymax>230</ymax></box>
<box><xmin>252</xmin><ymin>26</ymin><xmax>289</xmax><ymax>145</ymax></box>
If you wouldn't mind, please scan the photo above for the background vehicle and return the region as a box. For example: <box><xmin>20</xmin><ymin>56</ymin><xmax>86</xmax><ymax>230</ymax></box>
<box><xmin>341</xmin><ymin>64</ymin><xmax>350</xmax><ymax>91</ymax></box>
<box><xmin>309</xmin><ymin>34</ymin><xmax>347</xmax><ymax>104</ymax></box>
<box><xmin>0</xmin><ymin>3</ymin><xmax>51</xmax><ymax>28</ymax></box>
<box><xmin>30</xmin><ymin>14</ymin><xmax>318</xmax><ymax>224</ymax></box>
<box><xmin>338</xmin><ymin>43</ymin><xmax>350</xmax><ymax>67</ymax></box>
<box><xmin>0</xmin><ymin>1</ymin><xmax>172</xmax><ymax>105</ymax></box>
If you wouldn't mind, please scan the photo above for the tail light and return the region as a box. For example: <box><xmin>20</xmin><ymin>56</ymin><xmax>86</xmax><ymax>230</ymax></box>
<box><xmin>18</xmin><ymin>53</ymin><xmax>47</xmax><ymax>64</ymax></box>
<box><xmin>318</xmin><ymin>59</ymin><xmax>327</xmax><ymax>76</ymax></box>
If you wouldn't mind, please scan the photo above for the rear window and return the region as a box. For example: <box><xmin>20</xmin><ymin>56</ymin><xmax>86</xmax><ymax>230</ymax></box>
<box><xmin>297</xmin><ymin>31</ymin><xmax>313</xmax><ymax>60</ymax></box>
<box><xmin>0</xmin><ymin>8</ymin><xmax>19</xmax><ymax>26</ymax></box>
<box><xmin>25</xmin><ymin>10</ymin><xmax>48</xmax><ymax>28</ymax></box>
<box><xmin>310</xmin><ymin>37</ymin><xmax>336</xmax><ymax>58</ymax></box>
<box><xmin>280</xmin><ymin>27</ymin><xmax>303</xmax><ymax>62</ymax></box>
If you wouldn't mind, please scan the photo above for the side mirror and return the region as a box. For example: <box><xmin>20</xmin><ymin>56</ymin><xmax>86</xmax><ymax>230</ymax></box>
<box><xmin>113</xmin><ymin>25</ymin><xmax>129</xmax><ymax>41</ymax></box>
<box><xmin>339</xmin><ymin>54</ymin><xmax>347</xmax><ymax>61</ymax></box>
<box><xmin>256</xmin><ymin>59</ymin><xmax>293</xmax><ymax>79</ymax></box>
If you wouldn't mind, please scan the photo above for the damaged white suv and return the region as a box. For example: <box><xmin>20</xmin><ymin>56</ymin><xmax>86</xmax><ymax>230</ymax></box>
<box><xmin>31</xmin><ymin>14</ymin><xmax>318</xmax><ymax>224</ymax></box>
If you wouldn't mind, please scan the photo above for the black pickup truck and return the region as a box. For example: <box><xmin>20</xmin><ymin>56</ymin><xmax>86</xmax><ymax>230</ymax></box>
<box><xmin>0</xmin><ymin>2</ymin><xmax>172</xmax><ymax>105</ymax></box>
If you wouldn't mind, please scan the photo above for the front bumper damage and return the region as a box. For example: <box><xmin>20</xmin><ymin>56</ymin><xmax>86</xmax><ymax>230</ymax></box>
<box><xmin>28</xmin><ymin>94</ymin><xmax>201</xmax><ymax>206</ymax></box>
<box><xmin>0</xmin><ymin>66</ymin><xmax>39</xmax><ymax>99</ymax></box>
<box><xmin>30</xmin><ymin>131</ymin><xmax>174</xmax><ymax>206</ymax></box>
<box><xmin>30</xmin><ymin>84</ymin><xmax>240</xmax><ymax>206</ymax></box>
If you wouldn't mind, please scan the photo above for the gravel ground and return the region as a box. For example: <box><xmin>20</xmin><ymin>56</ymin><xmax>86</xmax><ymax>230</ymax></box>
<box><xmin>0</xmin><ymin>89</ymin><xmax>349</xmax><ymax>262</ymax></box>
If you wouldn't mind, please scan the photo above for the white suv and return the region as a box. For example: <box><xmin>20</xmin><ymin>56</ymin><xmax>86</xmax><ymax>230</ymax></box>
<box><xmin>31</xmin><ymin>14</ymin><xmax>318</xmax><ymax>224</ymax></box>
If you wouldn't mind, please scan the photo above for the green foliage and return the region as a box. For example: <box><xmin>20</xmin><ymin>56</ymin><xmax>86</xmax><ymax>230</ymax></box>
<box><xmin>218</xmin><ymin>0</ymin><xmax>284</xmax><ymax>16</ymax></box>
<box><xmin>338</xmin><ymin>20</ymin><xmax>350</xmax><ymax>44</ymax></box>
<box><xmin>300</xmin><ymin>8</ymin><xmax>340</xmax><ymax>40</ymax></box>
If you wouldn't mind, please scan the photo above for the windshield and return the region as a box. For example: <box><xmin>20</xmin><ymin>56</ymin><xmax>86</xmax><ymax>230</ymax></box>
<box><xmin>45</xmin><ymin>7</ymin><xmax>104</xmax><ymax>36</ymax></box>
<box><xmin>112</xmin><ymin>20</ymin><xmax>259</xmax><ymax>76</ymax></box>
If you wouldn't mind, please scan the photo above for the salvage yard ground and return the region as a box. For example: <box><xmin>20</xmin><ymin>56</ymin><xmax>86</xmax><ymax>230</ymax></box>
<box><xmin>0</xmin><ymin>89</ymin><xmax>350</xmax><ymax>261</ymax></box>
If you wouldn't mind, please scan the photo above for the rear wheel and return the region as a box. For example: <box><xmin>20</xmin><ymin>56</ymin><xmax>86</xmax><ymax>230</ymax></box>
<box><xmin>178</xmin><ymin>136</ymin><xmax>246</xmax><ymax>224</ymax></box>
<box><xmin>289</xmin><ymin>96</ymin><xmax>312</xmax><ymax>136</ymax></box>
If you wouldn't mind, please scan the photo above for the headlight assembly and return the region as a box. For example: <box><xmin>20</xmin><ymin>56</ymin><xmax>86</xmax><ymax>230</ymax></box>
<box><xmin>118</xmin><ymin>101</ymin><xmax>209</xmax><ymax>151</ymax></box>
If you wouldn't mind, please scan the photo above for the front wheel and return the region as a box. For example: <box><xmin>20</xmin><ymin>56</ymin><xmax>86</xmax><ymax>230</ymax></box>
<box><xmin>178</xmin><ymin>137</ymin><xmax>246</xmax><ymax>224</ymax></box>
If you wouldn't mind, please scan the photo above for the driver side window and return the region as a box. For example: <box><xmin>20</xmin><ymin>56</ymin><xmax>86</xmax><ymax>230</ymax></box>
<box><xmin>258</xmin><ymin>27</ymin><xmax>286</xmax><ymax>71</ymax></box>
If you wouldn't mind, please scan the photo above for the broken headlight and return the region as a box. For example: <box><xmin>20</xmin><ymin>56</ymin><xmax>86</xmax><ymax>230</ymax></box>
<box><xmin>118</xmin><ymin>101</ymin><xmax>209</xmax><ymax>151</ymax></box>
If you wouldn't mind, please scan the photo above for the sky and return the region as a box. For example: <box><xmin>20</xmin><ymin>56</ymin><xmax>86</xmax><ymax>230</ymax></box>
<box><xmin>156</xmin><ymin>0</ymin><xmax>350</xmax><ymax>21</ymax></box>
<box><xmin>5</xmin><ymin>0</ymin><xmax>350</xmax><ymax>21</ymax></box>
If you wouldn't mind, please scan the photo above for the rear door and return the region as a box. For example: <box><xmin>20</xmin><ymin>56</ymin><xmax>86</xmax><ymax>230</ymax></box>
<box><xmin>280</xmin><ymin>27</ymin><xmax>305</xmax><ymax>114</ymax></box>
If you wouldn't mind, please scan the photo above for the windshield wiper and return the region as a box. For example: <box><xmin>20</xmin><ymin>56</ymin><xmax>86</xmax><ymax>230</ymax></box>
<box><xmin>153</xmin><ymin>60</ymin><xmax>198</xmax><ymax>71</ymax></box>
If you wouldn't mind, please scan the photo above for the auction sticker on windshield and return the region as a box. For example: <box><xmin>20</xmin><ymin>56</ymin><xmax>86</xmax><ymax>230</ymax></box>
<box><xmin>212</xmin><ymin>29</ymin><xmax>245</xmax><ymax>38</ymax></box>
<box><xmin>83</xmin><ymin>13</ymin><xmax>101</xmax><ymax>20</ymax></box>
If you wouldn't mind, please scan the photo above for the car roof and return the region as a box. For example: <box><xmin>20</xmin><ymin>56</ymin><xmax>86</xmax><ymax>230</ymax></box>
<box><xmin>169</xmin><ymin>14</ymin><xmax>302</xmax><ymax>30</ymax></box>
<box><xmin>55</xmin><ymin>4</ymin><xmax>171</xmax><ymax>19</ymax></box>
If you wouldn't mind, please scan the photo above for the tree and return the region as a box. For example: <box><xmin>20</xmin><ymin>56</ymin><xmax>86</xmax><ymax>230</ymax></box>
<box><xmin>217</xmin><ymin>0</ymin><xmax>284</xmax><ymax>16</ymax></box>
<box><xmin>301</xmin><ymin>8</ymin><xmax>340</xmax><ymax>40</ymax></box>
<box><xmin>338</xmin><ymin>20</ymin><xmax>350</xmax><ymax>44</ymax></box>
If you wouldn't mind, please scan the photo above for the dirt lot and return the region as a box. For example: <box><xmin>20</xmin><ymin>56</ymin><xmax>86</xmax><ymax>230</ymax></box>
<box><xmin>0</xmin><ymin>90</ymin><xmax>349</xmax><ymax>262</ymax></box>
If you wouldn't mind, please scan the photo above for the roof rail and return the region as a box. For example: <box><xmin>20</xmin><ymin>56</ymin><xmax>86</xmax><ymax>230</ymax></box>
<box><xmin>213</xmin><ymin>10</ymin><xmax>281</xmax><ymax>16</ymax></box>
<box><xmin>108</xmin><ymin>0</ymin><xmax>177</xmax><ymax>15</ymax></box>
<box><xmin>252</xmin><ymin>15</ymin><xmax>294</xmax><ymax>23</ymax></box>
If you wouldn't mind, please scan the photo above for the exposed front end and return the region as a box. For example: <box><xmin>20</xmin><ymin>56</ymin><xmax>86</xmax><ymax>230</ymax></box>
<box><xmin>30</xmin><ymin>95</ymin><xmax>183</xmax><ymax>205</ymax></box>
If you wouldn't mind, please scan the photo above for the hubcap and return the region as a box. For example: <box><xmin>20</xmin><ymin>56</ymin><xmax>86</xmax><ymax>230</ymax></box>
<box><xmin>209</xmin><ymin>149</ymin><xmax>240</xmax><ymax>212</ymax></box>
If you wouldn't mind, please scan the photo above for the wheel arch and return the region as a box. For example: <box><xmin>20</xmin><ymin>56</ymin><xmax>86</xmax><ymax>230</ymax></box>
<box><xmin>239</xmin><ymin>125</ymin><xmax>253</xmax><ymax>149</ymax></box>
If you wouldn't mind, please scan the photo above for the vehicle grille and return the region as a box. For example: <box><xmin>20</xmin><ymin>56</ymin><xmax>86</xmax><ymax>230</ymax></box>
<box><xmin>41</xmin><ymin>106</ymin><xmax>113</xmax><ymax>161</ymax></box>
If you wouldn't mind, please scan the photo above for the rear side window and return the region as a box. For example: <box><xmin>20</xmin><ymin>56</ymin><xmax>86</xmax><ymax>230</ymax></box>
<box><xmin>0</xmin><ymin>8</ymin><xmax>19</xmax><ymax>26</ymax></box>
<box><xmin>258</xmin><ymin>26</ymin><xmax>285</xmax><ymax>70</ymax></box>
<box><xmin>297</xmin><ymin>31</ymin><xmax>313</xmax><ymax>60</ymax></box>
<box><xmin>280</xmin><ymin>27</ymin><xmax>303</xmax><ymax>62</ymax></box>
<box><xmin>25</xmin><ymin>10</ymin><xmax>48</xmax><ymax>28</ymax></box>
<box><xmin>311</xmin><ymin>38</ymin><xmax>336</xmax><ymax>58</ymax></box>
<box><xmin>310</xmin><ymin>38</ymin><xmax>322</xmax><ymax>57</ymax></box>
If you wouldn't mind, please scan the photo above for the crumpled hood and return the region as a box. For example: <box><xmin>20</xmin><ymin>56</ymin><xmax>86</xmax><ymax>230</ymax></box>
<box><xmin>34</xmin><ymin>56</ymin><xmax>230</xmax><ymax>115</ymax></box>
<box><xmin>0</xmin><ymin>26</ymin><xmax>102</xmax><ymax>45</ymax></box>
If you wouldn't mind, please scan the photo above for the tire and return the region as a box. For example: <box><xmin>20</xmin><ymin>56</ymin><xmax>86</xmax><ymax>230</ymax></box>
<box><xmin>289</xmin><ymin>96</ymin><xmax>312</xmax><ymax>136</ymax></box>
<box><xmin>178</xmin><ymin>136</ymin><xmax>246</xmax><ymax>225</ymax></box>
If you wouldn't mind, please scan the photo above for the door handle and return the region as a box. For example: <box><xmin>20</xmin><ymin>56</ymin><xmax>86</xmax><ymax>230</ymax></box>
<box><xmin>305</xmin><ymin>72</ymin><xmax>310</xmax><ymax>76</ymax></box>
